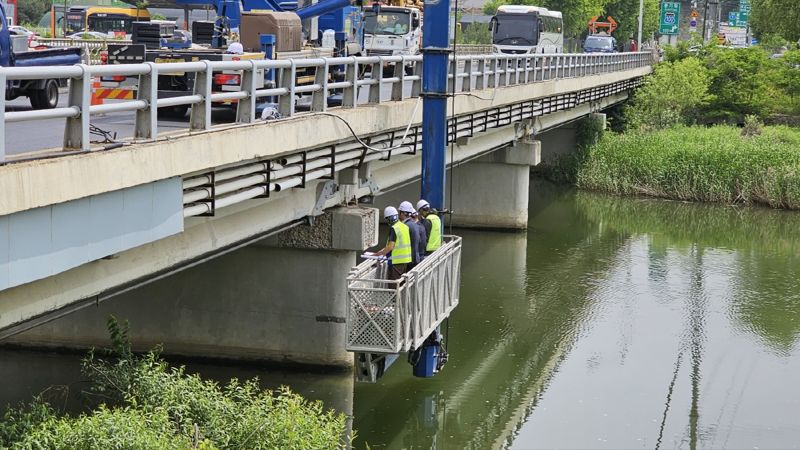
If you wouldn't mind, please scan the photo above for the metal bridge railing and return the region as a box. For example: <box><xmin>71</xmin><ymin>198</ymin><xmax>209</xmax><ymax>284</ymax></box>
<box><xmin>0</xmin><ymin>52</ymin><xmax>653</xmax><ymax>161</ymax></box>
<box><xmin>346</xmin><ymin>235</ymin><xmax>462</xmax><ymax>353</ymax></box>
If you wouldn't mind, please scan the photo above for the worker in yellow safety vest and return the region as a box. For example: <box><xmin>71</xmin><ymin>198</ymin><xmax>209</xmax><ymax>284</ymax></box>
<box><xmin>374</xmin><ymin>206</ymin><xmax>413</xmax><ymax>279</ymax></box>
<box><xmin>416</xmin><ymin>199</ymin><xmax>442</xmax><ymax>254</ymax></box>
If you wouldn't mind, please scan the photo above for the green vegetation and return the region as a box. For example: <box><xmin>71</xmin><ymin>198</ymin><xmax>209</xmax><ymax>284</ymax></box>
<box><xmin>456</xmin><ymin>24</ymin><xmax>492</xmax><ymax>45</ymax></box>
<box><xmin>574</xmin><ymin>125</ymin><xmax>800</xmax><ymax>209</ymax></box>
<box><xmin>0</xmin><ymin>318</ymin><xmax>348</xmax><ymax>450</ymax></box>
<box><xmin>659</xmin><ymin>43</ymin><xmax>800</xmax><ymax>124</ymax></box>
<box><xmin>750</xmin><ymin>0</ymin><xmax>800</xmax><ymax>44</ymax></box>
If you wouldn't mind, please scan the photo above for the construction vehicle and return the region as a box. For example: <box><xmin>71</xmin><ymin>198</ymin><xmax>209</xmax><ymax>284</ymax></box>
<box><xmin>489</xmin><ymin>4</ymin><xmax>563</xmax><ymax>54</ymax></box>
<box><xmin>584</xmin><ymin>16</ymin><xmax>617</xmax><ymax>53</ymax></box>
<box><xmin>99</xmin><ymin>0</ymin><xmax>363</xmax><ymax>116</ymax></box>
<box><xmin>363</xmin><ymin>0</ymin><xmax>423</xmax><ymax>58</ymax></box>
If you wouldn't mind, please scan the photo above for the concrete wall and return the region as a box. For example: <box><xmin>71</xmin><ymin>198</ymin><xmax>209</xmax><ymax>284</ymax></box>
<box><xmin>10</xmin><ymin>244</ymin><xmax>356</xmax><ymax>368</ymax></box>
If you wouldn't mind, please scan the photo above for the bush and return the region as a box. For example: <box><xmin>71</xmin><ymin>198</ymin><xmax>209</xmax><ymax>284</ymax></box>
<box><xmin>576</xmin><ymin>125</ymin><xmax>800</xmax><ymax>209</ymax></box>
<box><xmin>1</xmin><ymin>318</ymin><xmax>349</xmax><ymax>449</ymax></box>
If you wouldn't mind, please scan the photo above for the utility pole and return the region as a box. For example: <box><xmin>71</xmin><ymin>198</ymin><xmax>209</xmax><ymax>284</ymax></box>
<box><xmin>701</xmin><ymin>0</ymin><xmax>709</xmax><ymax>41</ymax></box>
<box><xmin>637</xmin><ymin>0</ymin><xmax>644</xmax><ymax>47</ymax></box>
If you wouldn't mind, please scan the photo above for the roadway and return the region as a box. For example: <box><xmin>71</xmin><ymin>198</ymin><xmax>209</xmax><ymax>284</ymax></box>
<box><xmin>4</xmin><ymin>81</ymin><xmax>413</xmax><ymax>157</ymax></box>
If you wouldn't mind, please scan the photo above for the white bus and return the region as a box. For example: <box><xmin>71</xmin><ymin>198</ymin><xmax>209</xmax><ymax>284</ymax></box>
<box><xmin>490</xmin><ymin>5</ymin><xmax>563</xmax><ymax>54</ymax></box>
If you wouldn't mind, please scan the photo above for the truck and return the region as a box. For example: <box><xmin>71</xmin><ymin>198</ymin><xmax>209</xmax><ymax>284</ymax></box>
<box><xmin>363</xmin><ymin>2</ymin><xmax>422</xmax><ymax>58</ymax></box>
<box><xmin>0</xmin><ymin>2</ymin><xmax>82</xmax><ymax>110</ymax></box>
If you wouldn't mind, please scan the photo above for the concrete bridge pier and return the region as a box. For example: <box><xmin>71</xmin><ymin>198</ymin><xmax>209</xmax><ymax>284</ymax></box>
<box><xmin>7</xmin><ymin>207</ymin><xmax>379</xmax><ymax>370</ymax></box>
<box><xmin>449</xmin><ymin>139</ymin><xmax>541</xmax><ymax>230</ymax></box>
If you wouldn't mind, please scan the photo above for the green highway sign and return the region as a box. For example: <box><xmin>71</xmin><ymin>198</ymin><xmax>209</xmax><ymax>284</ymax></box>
<box><xmin>660</xmin><ymin>1</ymin><xmax>681</xmax><ymax>35</ymax></box>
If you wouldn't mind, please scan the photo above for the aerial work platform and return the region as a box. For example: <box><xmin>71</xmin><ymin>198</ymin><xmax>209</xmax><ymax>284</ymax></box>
<box><xmin>346</xmin><ymin>236</ymin><xmax>462</xmax><ymax>380</ymax></box>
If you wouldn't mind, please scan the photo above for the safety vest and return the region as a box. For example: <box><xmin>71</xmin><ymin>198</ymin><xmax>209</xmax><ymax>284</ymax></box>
<box><xmin>426</xmin><ymin>214</ymin><xmax>442</xmax><ymax>252</ymax></box>
<box><xmin>389</xmin><ymin>221</ymin><xmax>413</xmax><ymax>264</ymax></box>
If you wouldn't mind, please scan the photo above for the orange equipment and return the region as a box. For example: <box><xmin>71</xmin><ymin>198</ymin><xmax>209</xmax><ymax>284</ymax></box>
<box><xmin>587</xmin><ymin>15</ymin><xmax>618</xmax><ymax>34</ymax></box>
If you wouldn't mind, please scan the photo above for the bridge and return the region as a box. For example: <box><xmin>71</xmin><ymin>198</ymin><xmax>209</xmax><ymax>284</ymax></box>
<box><xmin>0</xmin><ymin>51</ymin><xmax>653</xmax><ymax>369</ymax></box>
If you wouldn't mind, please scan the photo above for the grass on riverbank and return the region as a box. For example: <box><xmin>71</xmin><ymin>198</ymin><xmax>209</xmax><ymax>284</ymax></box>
<box><xmin>573</xmin><ymin>125</ymin><xmax>800</xmax><ymax>209</ymax></box>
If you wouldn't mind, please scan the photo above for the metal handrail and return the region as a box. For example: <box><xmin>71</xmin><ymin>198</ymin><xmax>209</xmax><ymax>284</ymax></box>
<box><xmin>346</xmin><ymin>235</ymin><xmax>462</xmax><ymax>353</ymax></box>
<box><xmin>0</xmin><ymin>51</ymin><xmax>653</xmax><ymax>161</ymax></box>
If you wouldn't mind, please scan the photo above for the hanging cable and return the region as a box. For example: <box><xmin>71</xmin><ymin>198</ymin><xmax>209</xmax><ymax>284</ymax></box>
<box><xmin>309</xmin><ymin>97</ymin><xmax>422</xmax><ymax>153</ymax></box>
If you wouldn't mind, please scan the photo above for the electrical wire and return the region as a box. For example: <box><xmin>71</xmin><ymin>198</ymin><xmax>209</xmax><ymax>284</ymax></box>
<box><xmin>308</xmin><ymin>96</ymin><xmax>422</xmax><ymax>153</ymax></box>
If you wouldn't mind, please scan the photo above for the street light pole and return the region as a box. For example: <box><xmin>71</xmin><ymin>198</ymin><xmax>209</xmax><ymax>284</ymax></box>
<box><xmin>637</xmin><ymin>0</ymin><xmax>644</xmax><ymax>47</ymax></box>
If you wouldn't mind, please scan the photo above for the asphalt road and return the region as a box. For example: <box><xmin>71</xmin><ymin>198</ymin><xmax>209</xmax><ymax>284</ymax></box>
<box><xmin>4</xmin><ymin>80</ymin><xmax>415</xmax><ymax>156</ymax></box>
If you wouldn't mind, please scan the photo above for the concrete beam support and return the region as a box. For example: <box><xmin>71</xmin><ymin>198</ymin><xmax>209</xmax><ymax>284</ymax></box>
<box><xmin>7</xmin><ymin>207</ymin><xmax>379</xmax><ymax>369</ymax></box>
<box><xmin>449</xmin><ymin>140</ymin><xmax>540</xmax><ymax>230</ymax></box>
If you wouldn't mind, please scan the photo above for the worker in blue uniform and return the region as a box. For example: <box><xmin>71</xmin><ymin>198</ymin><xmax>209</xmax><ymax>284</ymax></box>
<box><xmin>398</xmin><ymin>201</ymin><xmax>423</xmax><ymax>268</ymax></box>
<box><xmin>374</xmin><ymin>206</ymin><xmax>413</xmax><ymax>279</ymax></box>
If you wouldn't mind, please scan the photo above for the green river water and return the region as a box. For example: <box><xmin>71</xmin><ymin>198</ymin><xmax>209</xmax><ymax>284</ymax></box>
<box><xmin>2</xmin><ymin>179</ymin><xmax>800</xmax><ymax>448</ymax></box>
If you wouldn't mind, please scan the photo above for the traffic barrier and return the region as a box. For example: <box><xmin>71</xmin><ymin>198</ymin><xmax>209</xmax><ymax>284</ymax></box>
<box><xmin>90</xmin><ymin>78</ymin><xmax>103</xmax><ymax>106</ymax></box>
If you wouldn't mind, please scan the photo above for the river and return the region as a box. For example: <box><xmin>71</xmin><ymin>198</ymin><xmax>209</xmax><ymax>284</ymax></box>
<box><xmin>3</xmin><ymin>179</ymin><xmax>800</xmax><ymax>448</ymax></box>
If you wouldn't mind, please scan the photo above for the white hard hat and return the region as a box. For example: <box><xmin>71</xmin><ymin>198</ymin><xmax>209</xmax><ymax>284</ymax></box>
<box><xmin>398</xmin><ymin>201</ymin><xmax>415</xmax><ymax>214</ymax></box>
<box><xmin>226</xmin><ymin>42</ymin><xmax>244</xmax><ymax>54</ymax></box>
<box><xmin>416</xmin><ymin>199</ymin><xmax>430</xmax><ymax>210</ymax></box>
<box><xmin>384</xmin><ymin>206</ymin><xmax>399</xmax><ymax>218</ymax></box>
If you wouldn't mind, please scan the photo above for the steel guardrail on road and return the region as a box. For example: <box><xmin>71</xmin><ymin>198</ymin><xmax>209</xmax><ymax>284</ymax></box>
<box><xmin>0</xmin><ymin>52</ymin><xmax>653</xmax><ymax>161</ymax></box>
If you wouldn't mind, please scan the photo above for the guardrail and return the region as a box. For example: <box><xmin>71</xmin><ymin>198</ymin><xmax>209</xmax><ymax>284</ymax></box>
<box><xmin>346</xmin><ymin>235</ymin><xmax>462</xmax><ymax>354</ymax></box>
<box><xmin>0</xmin><ymin>51</ymin><xmax>653</xmax><ymax>161</ymax></box>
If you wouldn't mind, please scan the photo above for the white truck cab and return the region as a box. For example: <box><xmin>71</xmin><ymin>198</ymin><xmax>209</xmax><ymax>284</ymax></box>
<box><xmin>363</xmin><ymin>5</ymin><xmax>422</xmax><ymax>57</ymax></box>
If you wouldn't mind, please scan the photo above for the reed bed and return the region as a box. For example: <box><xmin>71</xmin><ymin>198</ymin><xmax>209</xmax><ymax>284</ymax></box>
<box><xmin>576</xmin><ymin>125</ymin><xmax>800</xmax><ymax>209</ymax></box>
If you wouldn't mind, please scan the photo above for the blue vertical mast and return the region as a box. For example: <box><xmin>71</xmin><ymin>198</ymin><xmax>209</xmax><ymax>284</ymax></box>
<box><xmin>420</xmin><ymin>0</ymin><xmax>450</xmax><ymax>210</ymax></box>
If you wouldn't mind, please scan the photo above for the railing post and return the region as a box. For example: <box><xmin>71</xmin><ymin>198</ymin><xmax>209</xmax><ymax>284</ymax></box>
<box><xmin>237</xmin><ymin>60</ymin><xmax>259</xmax><ymax>122</ymax></box>
<box><xmin>311</xmin><ymin>59</ymin><xmax>329</xmax><ymax>112</ymax></box>
<box><xmin>278</xmin><ymin>59</ymin><xmax>297</xmax><ymax>116</ymax></box>
<box><xmin>343</xmin><ymin>57</ymin><xmax>358</xmax><ymax>107</ymax></box>
<box><xmin>368</xmin><ymin>59</ymin><xmax>383</xmax><ymax>104</ymax></box>
<box><xmin>135</xmin><ymin>62</ymin><xmax>158</xmax><ymax>139</ymax></box>
<box><xmin>391</xmin><ymin>56</ymin><xmax>406</xmax><ymax>101</ymax></box>
<box><xmin>411</xmin><ymin>57</ymin><xmax>422</xmax><ymax>98</ymax></box>
<box><xmin>476</xmin><ymin>57</ymin><xmax>486</xmax><ymax>90</ymax></box>
<box><xmin>0</xmin><ymin>71</ymin><xmax>6</xmax><ymax>161</ymax></box>
<box><xmin>447</xmin><ymin>57</ymin><xmax>456</xmax><ymax>93</ymax></box>
<box><xmin>63</xmin><ymin>64</ymin><xmax>91</xmax><ymax>151</ymax></box>
<box><xmin>463</xmin><ymin>56</ymin><xmax>473</xmax><ymax>92</ymax></box>
<box><xmin>190</xmin><ymin>61</ymin><xmax>213</xmax><ymax>130</ymax></box>
<box><xmin>488</xmin><ymin>57</ymin><xmax>497</xmax><ymax>88</ymax></box>
<box><xmin>500</xmin><ymin>57</ymin><xmax>509</xmax><ymax>86</ymax></box>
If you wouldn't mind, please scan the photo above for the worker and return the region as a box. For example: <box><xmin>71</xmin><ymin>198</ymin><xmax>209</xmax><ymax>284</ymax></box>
<box><xmin>225</xmin><ymin>42</ymin><xmax>244</xmax><ymax>55</ymax></box>
<box><xmin>398</xmin><ymin>201</ymin><xmax>422</xmax><ymax>267</ymax></box>
<box><xmin>417</xmin><ymin>199</ymin><xmax>442</xmax><ymax>255</ymax></box>
<box><xmin>411</xmin><ymin>209</ymin><xmax>428</xmax><ymax>263</ymax></box>
<box><xmin>373</xmin><ymin>206</ymin><xmax>413</xmax><ymax>279</ymax></box>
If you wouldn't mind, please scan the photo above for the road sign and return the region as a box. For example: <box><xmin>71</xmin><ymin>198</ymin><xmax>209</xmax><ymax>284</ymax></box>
<box><xmin>690</xmin><ymin>17</ymin><xmax>697</xmax><ymax>31</ymax></box>
<box><xmin>660</xmin><ymin>1</ymin><xmax>680</xmax><ymax>35</ymax></box>
<box><xmin>691</xmin><ymin>9</ymin><xmax>699</xmax><ymax>18</ymax></box>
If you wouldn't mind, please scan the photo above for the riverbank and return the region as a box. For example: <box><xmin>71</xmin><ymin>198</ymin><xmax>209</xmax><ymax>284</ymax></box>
<box><xmin>569</xmin><ymin>125</ymin><xmax>800</xmax><ymax>209</ymax></box>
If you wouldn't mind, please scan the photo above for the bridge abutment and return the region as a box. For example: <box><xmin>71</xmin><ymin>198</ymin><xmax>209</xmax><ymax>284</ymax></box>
<box><xmin>449</xmin><ymin>139</ymin><xmax>541</xmax><ymax>230</ymax></box>
<box><xmin>7</xmin><ymin>207</ymin><xmax>378</xmax><ymax>369</ymax></box>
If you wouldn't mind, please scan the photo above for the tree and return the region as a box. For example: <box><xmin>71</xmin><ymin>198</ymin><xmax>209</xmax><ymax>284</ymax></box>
<box><xmin>750</xmin><ymin>0</ymin><xmax>800</xmax><ymax>44</ymax></box>
<box><xmin>703</xmin><ymin>47</ymin><xmax>781</xmax><ymax>121</ymax></box>
<box><xmin>602</xmin><ymin>0</ymin><xmax>659</xmax><ymax>42</ymax></box>
<box><xmin>18</xmin><ymin>0</ymin><xmax>50</xmax><ymax>25</ymax></box>
<box><xmin>626</xmin><ymin>57</ymin><xmax>712</xmax><ymax>130</ymax></box>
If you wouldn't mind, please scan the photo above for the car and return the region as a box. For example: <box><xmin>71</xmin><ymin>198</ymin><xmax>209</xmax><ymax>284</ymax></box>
<box><xmin>583</xmin><ymin>34</ymin><xmax>617</xmax><ymax>53</ymax></box>
<box><xmin>9</xmin><ymin>25</ymin><xmax>36</xmax><ymax>38</ymax></box>
<box><xmin>67</xmin><ymin>31</ymin><xmax>109</xmax><ymax>40</ymax></box>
